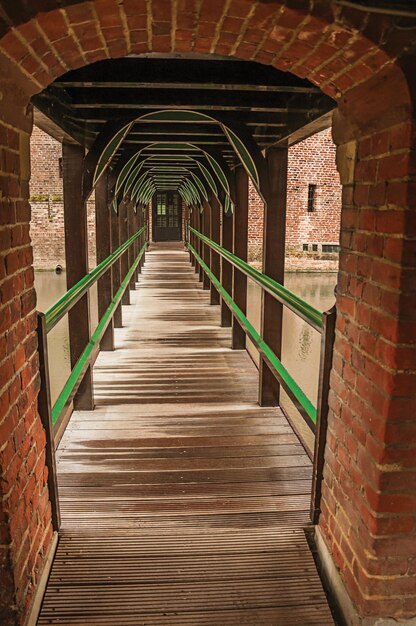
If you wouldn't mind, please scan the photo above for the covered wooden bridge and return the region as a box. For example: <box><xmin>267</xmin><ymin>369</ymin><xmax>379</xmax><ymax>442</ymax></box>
<box><xmin>2</xmin><ymin>4</ymin><xmax>416</xmax><ymax>624</ymax></box>
<box><xmin>37</xmin><ymin>242</ymin><xmax>335</xmax><ymax>625</ymax></box>
<box><xmin>32</xmin><ymin>55</ymin><xmax>337</xmax><ymax>624</ymax></box>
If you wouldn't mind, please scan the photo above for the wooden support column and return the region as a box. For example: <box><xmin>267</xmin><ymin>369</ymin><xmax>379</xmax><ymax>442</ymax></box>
<box><xmin>36</xmin><ymin>312</ymin><xmax>61</xmax><ymax>530</ymax></box>
<box><xmin>195</xmin><ymin>208</ymin><xmax>201</xmax><ymax>276</ymax></box>
<box><xmin>232</xmin><ymin>166</ymin><xmax>248</xmax><ymax>350</ymax></box>
<box><xmin>95</xmin><ymin>173</ymin><xmax>114</xmax><ymax>351</ymax></box>
<box><xmin>62</xmin><ymin>142</ymin><xmax>94</xmax><ymax>410</ymax></box>
<box><xmin>132</xmin><ymin>206</ymin><xmax>139</xmax><ymax>280</ymax></box>
<box><xmin>202</xmin><ymin>201</ymin><xmax>211</xmax><ymax>290</ymax></box>
<box><xmin>137</xmin><ymin>206</ymin><xmax>143</xmax><ymax>275</ymax></box>
<box><xmin>198</xmin><ymin>207</ymin><xmax>204</xmax><ymax>283</ymax></box>
<box><xmin>141</xmin><ymin>205</ymin><xmax>146</xmax><ymax>270</ymax></box>
<box><xmin>210</xmin><ymin>195</ymin><xmax>221</xmax><ymax>305</ymax></box>
<box><xmin>190</xmin><ymin>209</ymin><xmax>195</xmax><ymax>267</ymax></box>
<box><xmin>119</xmin><ymin>200</ymin><xmax>130</xmax><ymax>305</ymax></box>
<box><xmin>221</xmin><ymin>205</ymin><xmax>233</xmax><ymax>327</ymax></box>
<box><xmin>144</xmin><ymin>203</ymin><xmax>150</xmax><ymax>262</ymax></box>
<box><xmin>127</xmin><ymin>203</ymin><xmax>136</xmax><ymax>291</ymax></box>
<box><xmin>259</xmin><ymin>147</ymin><xmax>288</xmax><ymax>406</ymax></box>
<box><xmin>111</xmin><ymin>203</ymin><xmax>122</xmax><ymax>328</ymax></box>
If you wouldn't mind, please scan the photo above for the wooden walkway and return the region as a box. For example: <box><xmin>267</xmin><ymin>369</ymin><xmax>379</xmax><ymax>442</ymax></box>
<box><xmin>38</xmin><ymin>243</ymin><xmax>335</xmax><ymax>625</ymax></box>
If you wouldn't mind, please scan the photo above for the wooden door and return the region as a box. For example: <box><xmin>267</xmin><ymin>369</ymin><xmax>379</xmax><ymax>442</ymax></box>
<box><xmin>153</xmin><ymin>192</ymin><xmax>182</xmax><ymax>241</ymax></box>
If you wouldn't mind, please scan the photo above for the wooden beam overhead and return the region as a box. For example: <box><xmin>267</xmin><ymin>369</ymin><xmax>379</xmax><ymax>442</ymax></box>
<box><xmin>32</xmin><ymin>56</ymin><xmax>335</xmax><ymax>195</ymax></box>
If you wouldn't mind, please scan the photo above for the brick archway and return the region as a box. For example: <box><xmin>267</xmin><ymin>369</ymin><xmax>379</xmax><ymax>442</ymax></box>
<box><xmin>0</xmin><ymin>2</ymin><xmax>415</xmax><ymax>625</ymax></box>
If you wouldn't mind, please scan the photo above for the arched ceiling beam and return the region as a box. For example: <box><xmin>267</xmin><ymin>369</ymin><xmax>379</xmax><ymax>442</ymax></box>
<box><xmin>82</xmin><ymin>120</ymin><xmax>133</xmax><ymax>200</ymax></box>
<box><xmin>90</xmin><ymin>109</ymin><xmax>259</xmax><ymax>207</ymax></box>
<box><xmin>113</xmin><ymin>143</ymin><xmax>233</xmax><ymax>212</ymax></box>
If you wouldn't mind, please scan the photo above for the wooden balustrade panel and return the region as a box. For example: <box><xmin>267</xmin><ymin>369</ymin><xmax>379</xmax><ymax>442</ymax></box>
<box><xmin>38</xmin><ymin>242</ymin><xmax>334</xmax><ymax>625</ymax></box>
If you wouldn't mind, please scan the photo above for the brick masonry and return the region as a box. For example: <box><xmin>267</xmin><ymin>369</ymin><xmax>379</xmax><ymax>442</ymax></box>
<box><xmin>30</xmin><ymin>126</ymin><xmax>96</xmax><ymax>270</ymax></box>
<box><xmin>0</xmin><ymin>3</ymin><xmax>415</xmax><ymax>625</ymax></box>
<box><xmin>248</xmin><ymin>127</ymin><xmax>341</xmax><ymax>271</ymax></box>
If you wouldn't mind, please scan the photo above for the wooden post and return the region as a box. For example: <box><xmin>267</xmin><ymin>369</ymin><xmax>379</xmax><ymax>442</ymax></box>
<box><xmin>232</xmin><ymin>166</ymin><xmax>248</xmax><ymax>350</ymax></box>
<box><xmin>311</xmin><ymin>305</ymin><xmax>337</xmax><ymax>523</ymax></box>
<box><xmin>189</xmin><ymin>209</ymin><xmax>195</xmax><ymax>266</ymax></box>
<box><xmin>127</xmin><ymin>202</ymin><xmax>136</xmax><ymax>291</ymax></box>
<box><xmin>36</xmin><ymin>312</ymin><xmax>61</xmax><ymax>530</ymax></box>
<box><xmin>95</xmin><ymin>173</ymin><xmax>114</xmax><ymax>351</ymax></box>
<box><xmin>145</xmin><ymin>203</ymin><xmax>150</xmax><ymax>260</ymax></box>
<box><xmin>221</xmin><ymin>204</ymin><xmax>233</xmax><ymax>327</ymax></box>
<box><xmin>62</xmin><ymin>142</ymin><xmax>94</xmax><ymax>410</ymax></box>
<box><xmin>132</xmin><ymin>206</ymin><xmax>140</xmax><ymax>280</ymax></box>
<box><xmin>137</xmin><ymin>206</ymin><xmax>143</xmax><ymax>275</ymax></box>
<box><xmin>111</xmin><ymin>203</ymin><xmax>122</xmax><ymax>328</ymax></box>
<box><xmin>202</xmin><ymin>201</ymin><xmax>211</xmax><ymax>290</ymax></box>
<box><xmin>195</xmin><ymin>207</ymin><xmax>201</xmax><ymax>276</ymax></box>
<box><xmin>210</xmin><ymin>195</ymin><xmax>221</xmax><ymax>305</ymax></box>
<box><xmin>198</xmin><ymin>207</ymin><xmax>204</xmax><ymax>283</ymax></box>
<box><xmin>259</xmin><ymin>146</ymin><xmax>288</xmax><ymax>406</ymax></box>
<box><xmin>119</xmin><ymin>200</ymin><xmax>130</xmax><ymax>305</ymax></box>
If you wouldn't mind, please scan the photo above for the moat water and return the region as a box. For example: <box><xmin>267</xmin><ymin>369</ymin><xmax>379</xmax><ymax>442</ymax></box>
<box><xmin>34</xmin><ymin>268</ymin><xmax>337</xmax><ymax>429</ymax></box>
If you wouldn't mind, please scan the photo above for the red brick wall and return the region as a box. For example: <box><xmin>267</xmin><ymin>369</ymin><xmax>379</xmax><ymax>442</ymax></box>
<box><xmin>286</xmin><ymin>128</ymin><xmax>341</xmax><ymax>250</ymax></box>
<box><xmin>247</xmin><ymin>178</ymin><xmax>264</xmax><ymax>263</ymax></box>
<box><xmin>320</xmin><ymin>111</ymin><xmax>416</xmax><ymax>621</ymax></box>
<box><xmin>248</xmin><ymin>128</ymin><xmax>341</xmax><ymax>270</ymax></box>
<box><xmin>30</xmin><ymin>126</ymin><xmax>96</xmax><ymax>269</ymax></box>
<box><xmin>0</xmin><ymin>103</ymin><xmax>54</xmax><ymax>626</ymax></box>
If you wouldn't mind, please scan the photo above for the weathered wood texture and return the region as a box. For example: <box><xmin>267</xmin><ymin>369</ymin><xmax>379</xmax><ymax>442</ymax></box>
<box><xmin>95</xmin><ymin>173</ymin><xmax>114</xmax><ymax>351</ymax></box>
<box><xmin>232</xmin><ymin>167</ymin><xmax>248</xmax><ymax>350</ymax></box>
<box><xmin>62</xmin><ymin>142</ymin><xmax>94</xmax><ymax>410</ymax></box>
<box><xmin>38</xmin><ymin>243</ymin><xmax>334</xmax><ymax>626</ymax></box>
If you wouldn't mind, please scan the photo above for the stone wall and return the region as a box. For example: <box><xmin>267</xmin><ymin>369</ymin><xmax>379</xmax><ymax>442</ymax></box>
<box><xmin>30</xmin><ymin>126</ymin><xmax>96</xmax><ymax>270</ymax></box>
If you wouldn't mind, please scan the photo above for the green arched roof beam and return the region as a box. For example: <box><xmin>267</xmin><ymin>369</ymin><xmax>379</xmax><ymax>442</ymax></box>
<box><xmin>178</xmin><ymin>189</ymin><xmax>187</xmax><ymax>204</ymax></box>
<box><xmin>182</xmin><ymin>185</ymin><xmax>199</xmax><ymax>206</ymax></box>
<box><xmin>180</xmin><ymin>180</ymin><xmax>199</xmax><ymax>206</ymax></box>
<box><xmin>94</xmin><ymin>109</ymin><xmax>261</xmax><ymax>203</ymax></box>
<box><xmin>138</xmin><ymin>111</ymin><xmax>259</xmax><ymax>195</ymax></box>
<box><xmin>131</xmin><ymin>171</ymin><xmax>150</xmax><ymax>202</ymax></box>
<box><xmin>114</xmin><ymin>143</ymin><xmax>230</xmax><ymax>205</ymax></box>
<box><xmin>147</xmin><ymin>163</ymin><xmax>212</xmax><ymax>200</ymax></box>
<box><xmin>139</xmin><ymin>110</ymin><xmax>216</xmax><ymax>123</ymax></box>
<box><xmin>142</xmin><ymin>183</ymin><xmax>156</xmax><ymax>205</ymax></box>
<box><xmin>124</xmin><ymin>159</ymin><xmax>144</xmax><ymax>196</ymax></box>
<box><xmin>148</xmin><ymin>165</ymin><xmax>209</xmax><ymax>201</ymax></box>
<box><xmin>178</xmin><ymin>185</ymin><xmax>191</xmax><ymax>206</ymax></box>
<box><xmin>180</xmin><ymin>178</ymin><xmax>200</xmax><ymax>206</ymax></box>
<box><xmin>221</xmin><ymin>126</ymin><xmax>259</xmax><ymax>190</ymax></box>
<box><xmin>115</xmin><ymin>151</ymin><xmax>141</xmax><ymax>197</ymax></box>
<box><xmin>196</xmin><ymin>161</ymin><xmax>217</xmax><ymax>197</ymax></box>
<box><xmin>187</xmin><ymin>179</ymin><xmax>202</xmax><ymax>204</ymax></box>
<box><xmin>136</xmin><ymin>177</ymin><xmax>155</xmax><ymax>204</ymax></box>
<box><xmin>190</xmin><ymin>171</ymin><xmax>209</xmax><ymax>201</ymax></box>
<box><xmin>137</xmin><ymin>183</ymin><xmax>154</xmax><ymax>206</ymax></box>
<box><xmin>204</xmin><ymin>153</ymin><xmax>229</xmax><ymax>196</ymax></box>
<box><xmin>93</xmin><ymin>123</ymin><xmax>133</xmax><ymax>187</ymax></box>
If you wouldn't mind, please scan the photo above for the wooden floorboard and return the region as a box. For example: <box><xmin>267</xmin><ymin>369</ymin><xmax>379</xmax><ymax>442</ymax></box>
<box><xmin>38</xmin><ymin>242</ymin><xmax>334</xmax><ymax>625</ymax></box>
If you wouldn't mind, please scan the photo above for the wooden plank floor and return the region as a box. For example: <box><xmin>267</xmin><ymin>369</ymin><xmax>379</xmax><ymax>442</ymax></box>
<box><xmin>38</xmin><ymin>242</ymin><xmax>335</xmax><ymax>625</ymax></box>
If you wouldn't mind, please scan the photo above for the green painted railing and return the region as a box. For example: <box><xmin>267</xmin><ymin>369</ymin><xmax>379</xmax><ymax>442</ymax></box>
<box><xmin>189</xmin><ymin>225</ymin><xmax>323</xmax><ymax>332</ymax></box>
<box><xmin>186</xmin><ymin>241</ymin><xmax>317</xmax><ymax>426</ymax></box>
<box><xmin>51</xmin><ymin>241</ymin><xmax>148</xmax><ymax>425</ymax></box>
<box><xmin>45</xmin><ymin>225</ymin><xmax>147</xmax><ymax>333</ymax></box>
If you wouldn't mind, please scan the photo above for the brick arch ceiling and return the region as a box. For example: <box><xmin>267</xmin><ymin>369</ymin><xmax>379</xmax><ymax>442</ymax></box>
<box><xmin>0</xmin><ymin>0</ymin><xmax>411</xmax><ymax>109</ymax></box>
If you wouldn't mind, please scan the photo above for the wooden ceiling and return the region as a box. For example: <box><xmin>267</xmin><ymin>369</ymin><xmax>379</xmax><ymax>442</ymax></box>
<box><xmin>33</xmin><ymin>56</ymin><xmax>335</xmax><ymax>203</ymax></box>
